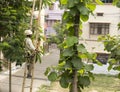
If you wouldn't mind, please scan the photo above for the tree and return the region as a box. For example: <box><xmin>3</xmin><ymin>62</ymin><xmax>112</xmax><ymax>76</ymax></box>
<box><xmin>0</xmin><ymin>0</ymin><xmax>32</xmax><ymax>66</ymax></box>
<box><xmin>45</xmin><ymin>0</ymin><xmax>103</xmax><ymax>92</ymax></box>
<box><xmin>0</xmin><ymin>1</ymin><xmax>32</xmax><ymax>92</ymax></box>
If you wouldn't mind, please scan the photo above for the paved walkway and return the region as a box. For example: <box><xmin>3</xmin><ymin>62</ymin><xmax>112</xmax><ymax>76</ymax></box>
<box><xmin>0</xmin><ymin>48</ymin><xmax>59</xmax><ymax>92</ymax></box>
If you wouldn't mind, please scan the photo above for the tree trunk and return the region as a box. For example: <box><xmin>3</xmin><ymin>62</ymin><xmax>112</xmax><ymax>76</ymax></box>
<box><xmin>71</xmin><ymin>70</ymin><xmax>78</xmax><ymax>92</ymax></box>
<box><xmin>71</xmin><ymin>13</ymin><xmax>80</xmax><ymax>92</ymax></box>
<box><xmin>9</xmin><ymin>61</ymin><xmax>12</xmax><ymax>92</ymax></box>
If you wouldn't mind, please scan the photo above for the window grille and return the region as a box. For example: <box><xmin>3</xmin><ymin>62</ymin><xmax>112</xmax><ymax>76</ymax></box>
<box><xmin>89</xmin><ymin>23</ymin><xmax>110</xmax><ymax>35</ymax></box>
<box><xmin>101</xmin><ymin>0</ymin><xmax>113</xmax><ymax>3</ymax></box>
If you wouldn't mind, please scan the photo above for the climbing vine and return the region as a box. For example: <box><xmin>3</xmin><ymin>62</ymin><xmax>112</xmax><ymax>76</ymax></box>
<box><xmin>45</xmin><ymin>0</ymin><xmax>103</xmax><ymax>92</ymax></box>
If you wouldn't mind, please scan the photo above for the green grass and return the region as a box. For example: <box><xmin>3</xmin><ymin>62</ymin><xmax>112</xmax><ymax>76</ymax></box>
<box><xmin>82</xmin><ymin>74</ymin><xmax>120</xmax><ymax>92</ymax></box>
<box><xmin>37</xmin><ymin>74</ymin><xmax>120</xmax><ymax>92</ymax></box>
<box><xmin>36</xmin><ymin>85</ymin><xmax>50</xmax><ymax>92</ymax></box>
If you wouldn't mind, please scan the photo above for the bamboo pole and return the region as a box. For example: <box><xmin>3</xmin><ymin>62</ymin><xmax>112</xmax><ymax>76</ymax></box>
<box><xmin>30</xmin><ymin>0</ymin><xmax>36</xmax><ymax>30</ymax></box>
<box><xmin>21</xmin><ymin>0</ymin><xmax>36</xmax><ymax>92</ymax></box>
<box><xmin>30</xmin><ymin>0</ymin><xmax>42</xmax><ymax>92</ymax></box>
<box><xmin>30</xmin><ymin>57</ymin><xmax>35</xmax><ymax>92</ymax></box>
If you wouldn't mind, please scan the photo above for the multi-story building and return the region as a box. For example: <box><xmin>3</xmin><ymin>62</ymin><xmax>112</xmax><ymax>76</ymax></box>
<box><xmin>45</xmin><ymin>0</ymin><xmax>120</xmax><ymax>64</ymax></box>
<box><xmin>44</xmin><ymin>1</ymin><xmax>64</xmax><ymax>38</ymax></box>
<box><xmin>81</xmin><ymin>1</ymin><xmax>120</xmax><ymax>63</ymax></box>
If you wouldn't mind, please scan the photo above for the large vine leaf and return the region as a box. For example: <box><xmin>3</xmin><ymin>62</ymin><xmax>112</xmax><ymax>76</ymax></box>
<box><xmin>116</xmin><ymin>1</ymin><xmax>120</xmax><ymax>8</ymax></box>
<box><xmin>74</xmin><ymin>0</ymin><xmax>79</xmax><ymax>4</ymax></box>
<box><xmin>113</xmin><ymin>66</ymin><xmax>120</xmax><ymax>71</ymax></box>
<box><xmin>63</xmin><ymin>47</ymin><xmax>74</xmax><ymax>57</ymax></box>
<box><xmin>44</xmin><ymin>67</ymin><xmax>51</xmax><ymax>76</ymax></box>
<box><xmin>48</xmin><ymin>71</ymin><xmax>57</xmax><ymax>81</ymax></box>
<box><xmin>77</xmin><ymin>5</ymin><xmax>89</xmax><ymax>16</ymax></box>
<box><xmin>95</xmin><ymin>0</ymin><xmax>103</xmax><ymax>5</ymax></box>
<box><xmin>65</xmin><ymin>36</ymin><xmax>78</xmax><ymax>47</ymax></box>
<box><xmin>84</xmin><ymin>64</ymin><xmax>94</xmax><ymax>72</ymax></box>
<box><xmin>86</xmin><ymin>3</ymin><xmax>96</xmax><ymax>11</ymax></box>
<box><xmin>78</xmin><ymin>76</ymin><xmax>90</xmax><ymax>87</ymax></box>
<box><xmin>59</xmin><ymin>71</ymin><xmax>72</xmax><ymax>88</ymax></box>
<box><xmin>71</xmin><ymin>57</ymin><xmax>83</xmax><ymax>69</ymax></box>
<box><xmin>80</xmin><ymin>15</ymin><xmax>89</xmax><ymax>22</ymax></box>
<box><xmin>60</xmin><ymin>0</ymin><xmax>67</xmax><ymax>4</ymax></box>
<box><xmin>59</xmin><ymin>75</ymin><xmax>69</xmax><ymax>88</ymax></box>
<box><xmin>67</xmin><ymin>0</ymin><xmax>75</xmax><ymax>8</ymax></box>
<box><xmin>77</xmin><ymin>44</ymin><xmax>87</xmax><ymax>53</ymax></box>
<box><xmin>118</xmin><ymin>73</ymin><xmax>120</xmax><ymax>79</ymax></box>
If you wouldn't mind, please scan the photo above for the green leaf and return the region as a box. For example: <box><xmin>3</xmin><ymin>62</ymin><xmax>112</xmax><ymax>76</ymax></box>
<box><xmin>78</xmin><ymin>76</ymin><xmax>90</xmax><ymax>86</ymax></box>
<box><xmin>65</xmin><ymin>36</ymin><xmax>78</xmax><ymax>47</ymax></box>
<box><xmin>48</xmin><ymin>72</ymin><xmax>57</xmax><ymax>81</ymax></box>
<box><xmin>70</xmin><ymin>8</ymin><xmax>78</xmax><ymax>16</ymax></box>
<box><xmin>60</xmin><ymin>0</ymin><xmax>68</xmax><ymax>4</ymax></box>
<box><xmin>2</xmin><ymin>42</ymin><xmax>11</xmax><ymax>48</ymax></box>
<box><xmin>63</xmin><ymin>48</ymin><xmax>74</xmax><ymax>57</ymax></box>
<box><xmin>94</xmin><ymin>59</ymin><xmax>103</xmax><ymax>66</ymax></box>
<box><xmin>108</xmin><ymin>64</ymin><xmax>113</xmax><ymax>71</ymax></box>
<box><xmin>95</xmin><ymin>0</ymin><xmax>103</xmax><ymax>5</ymax></box>
<box><xmin>78</xmin><ymin>53</ymin><xmax>87</xmax><ymax>59</ymax></box>
<box><xmin>36</xmin><ymin>53</ymin><xmax>41</xmax><ymax>63</ymax></box>
<box><xmin>77</xmin><ymin>5</ymin><xmax>89</xmax><ymax>15</ymax></box>
<box><xmin>80</xmin><ymin>15</ymin><xmax>89</xmax><ymax>22</ymax></box>
<box><xmin>68</xmin><ymin>0</ymin><xmax>74</xmax><ymax>8</ymax></box>
<box><xmin>108</xmin><ymin>59</ymin><xmax>116</xmax><ymax>64</ymax></box>
<box><xmin>59</xmin><ymin>76</ymin><xmax>69</xmax><ymax>88</ymax></box>
<box><xmin>113</xmin><ymin>66</ymin><xmax>120</xmax><ymax>71</ymax></box>
<box><xmin>118</xmin><ymin>73</ymin><xmax>120</xmax><ymax>79</ymax></box>
<box><xmin>116</xmin><ymin>49</ymin><xmax>120</xmax><ymax>55</ymax></box>
<box><xmin>116</xmin><ymin>1</ymin><xmax>120</xmax><ymax>8</ymax></box>
<box><xmin>74</xmin><ymin>0</ymin><xmax>79</xmax><ymax>4</ymax></box>
<box><xmin>86</xmin><ymin>3</ymin><xmax>96</xmax><ymax>11</ymax></box>
<box><xmin>66</xmin><ymin>23</ymin><xmax>74</xmax><ymax>29</ymax></box>
<box><xmin>77</xmin><ymin>44</ymin><xmax>87</xmax><ymax>53</ymax></box>
<box><xmin>88</xmin><ymin>72</ymin><xmax>95</xmax><ymax>80</ymax></box>
<box><xmin>44</xmin><ymin>67</ymin><xmax>51</xmax><ymax>76</ymax></box>
<box><xmin>64</xmin><ymin>61</ymin><xmax>72</xmax><ymax>68</ymax></box>
<box><xmin>71</xmin><ymin>57</ymin><xmax>83</xmax><ymax>69</ymax></box>
<box><xmin>84</xmin><ymin>64</ymin><xmax>94</xmax><ymax>71</ymax></box>
<box><xmin>60</xmin><ymin>77</ymin><xmax>69</xmax><ymax>88</ymax></box>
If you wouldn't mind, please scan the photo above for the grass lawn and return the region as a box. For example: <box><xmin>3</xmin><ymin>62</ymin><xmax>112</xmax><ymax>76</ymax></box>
<box><xmin>37</xmin><ymin>74</ymin><xmax>120</xmax><ymax>92</ymax></box>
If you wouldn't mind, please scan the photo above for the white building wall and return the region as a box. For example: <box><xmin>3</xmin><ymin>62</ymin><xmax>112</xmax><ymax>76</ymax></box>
<box><xmin>81</xmin><ymin>5</ymin><xmax>120</xmax><ymax>53</ymax></box>
<box><xmin>44</xmin><ymin>1</ymin><xmax>64</xmax><ymax>37</ymax></box>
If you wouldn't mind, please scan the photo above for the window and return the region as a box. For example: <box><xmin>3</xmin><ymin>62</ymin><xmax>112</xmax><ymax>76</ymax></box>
<box><xmin>101</xmin><ymin>0</ymin><xmax>113</xmax><ymax>3</ymax></box>
<box><xmin>97</xmin><ymin>13</ymin><xmax>104</xmax><ymax>16</ymax></box>
<box><xmin>89</xmin><ymin>23</ymin><xmax>109</xmax><ymax>35</ymax></box>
